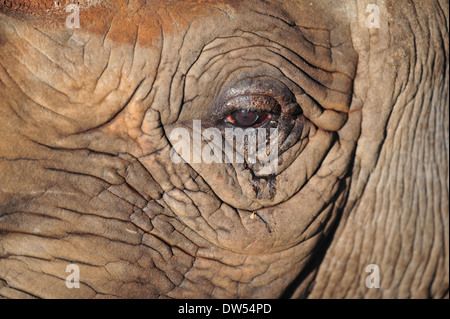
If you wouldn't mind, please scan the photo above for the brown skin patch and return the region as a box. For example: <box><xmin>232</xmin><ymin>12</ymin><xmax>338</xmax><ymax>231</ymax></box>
<box><xmin>1</xmin><ymin>0</ymin><xmax>242</xmax><ymax>47</ymax></box>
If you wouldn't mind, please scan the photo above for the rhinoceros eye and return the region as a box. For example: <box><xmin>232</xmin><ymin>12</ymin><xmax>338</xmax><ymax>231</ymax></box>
<box><xmin>225</xmin><ymin>110</ymin><xmax>271</xmax><ymax>127</ymax></box>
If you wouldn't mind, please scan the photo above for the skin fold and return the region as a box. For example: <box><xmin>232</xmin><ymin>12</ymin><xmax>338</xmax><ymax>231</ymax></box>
<box><xmin>0</xmin><ymin>0</ymin><xmax>448</xmax><ymax>298</ymax></box>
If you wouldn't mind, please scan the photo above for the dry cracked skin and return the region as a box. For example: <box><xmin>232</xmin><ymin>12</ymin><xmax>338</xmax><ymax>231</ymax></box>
<box><xmin>0</xmin><ymin>0</ymin><xmax>448</xmax><ymax>298</ymax></box>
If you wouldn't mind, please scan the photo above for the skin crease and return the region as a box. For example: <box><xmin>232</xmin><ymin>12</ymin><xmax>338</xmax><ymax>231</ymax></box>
<box><xmin>0</xmin><ymin>0</ymin><xmax>448</xmax><ymax>299</ymax></box>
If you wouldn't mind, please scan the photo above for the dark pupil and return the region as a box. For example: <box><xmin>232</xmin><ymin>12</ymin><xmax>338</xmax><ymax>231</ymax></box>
<box><xmin>233</xmin><ymin>111</ymin><xmax>258</xmax><ymax>126</ymax></box>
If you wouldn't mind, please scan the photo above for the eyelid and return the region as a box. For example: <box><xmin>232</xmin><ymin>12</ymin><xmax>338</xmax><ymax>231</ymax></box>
<box><xmin>224</xmin><ymin>94</ymin><xmax>281</xmax><ymax>114</ymax></box>
<box><xmin>211</xmin><ymin>77</ymin><xmax>298</xmax><ymax>123</ymax></box>
<box><xmin>213</xmin><ymin>77</ymin><xmax>296</xmax><ymax>113</ymax></box>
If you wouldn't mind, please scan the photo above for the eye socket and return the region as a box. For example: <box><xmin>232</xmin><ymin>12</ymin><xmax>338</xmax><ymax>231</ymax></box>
<box><xmin>225</xmin><ymin>110</ymin><xmax>271</xmax><ymax>127</ymax></box>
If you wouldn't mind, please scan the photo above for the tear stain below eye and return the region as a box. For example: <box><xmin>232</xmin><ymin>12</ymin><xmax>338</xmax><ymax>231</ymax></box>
<box><xmin>252</xmin><ymin>175</ymin><xmax>277</xmax><ymax>201</ymax></box>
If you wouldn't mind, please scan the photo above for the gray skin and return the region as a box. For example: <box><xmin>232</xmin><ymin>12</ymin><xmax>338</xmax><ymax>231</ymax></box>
<box><xmin>0</xmin><ymin>0</ymin><xmax>448</xmax><ymax>298</ymax></box>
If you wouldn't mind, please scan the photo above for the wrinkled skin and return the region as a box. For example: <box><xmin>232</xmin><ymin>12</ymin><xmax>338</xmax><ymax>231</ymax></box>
<box><xmin>0</xmin><ymin>0</ymin><xmax>448</xmax><ymax>298</ymax></box>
